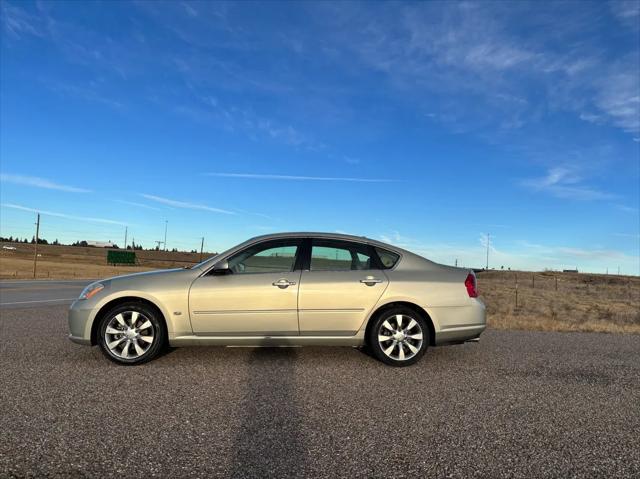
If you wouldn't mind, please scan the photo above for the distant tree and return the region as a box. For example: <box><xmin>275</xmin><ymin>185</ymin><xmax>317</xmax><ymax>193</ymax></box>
<box><xmin>171</xmin><ymin>248</ymin><xmax>178</xmax><ymax>252</ymax></box>
<box><xmin>53</xmin><ymin>239</ymin><xmax>60</xmax><ymax>245</ymax></box>
<box><xmin>112</xmin><ymin>244</ymin><xmax>119</xmax><ymax>249</ymax></box>
<box><xmin>31</xmin><ymin>236</ymin><xmax>36</xmax><ymax>244</ymax></box>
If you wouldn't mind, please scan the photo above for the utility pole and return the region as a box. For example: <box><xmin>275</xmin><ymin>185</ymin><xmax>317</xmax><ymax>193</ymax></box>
<box><xmin>199</xmin><ymin>237</ymin><xmax>205</xmax><ymax>262</ymax></box>
<box><xmin>163</xmin><ymin>220</ymin><xmax>168</xmax><ymax>252</ymax></box>
<box><xmin>124</xmin><ymin>226</ymin><xmax>128</xmax><ymax>250</ymax></box>
<box><xmin>33</xmin><ymin>213</ymin><xmax>40</xmax><ymax>279</ymax></box>
<box><xmin>485</xmin><ymin>233</ymin><xmax>490</xmax><ymax>270</ymax></box>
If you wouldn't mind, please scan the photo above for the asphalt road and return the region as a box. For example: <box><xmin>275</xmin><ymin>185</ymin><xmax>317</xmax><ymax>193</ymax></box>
<box><xmin>1</xmin><ymin>303</ymin><xmax>639</xmax><ymax>477</ymax></box>
<box><xmin>0</xmin><ymin>280</ymin><xmax>91</xmax><ymax>309</ymax></box>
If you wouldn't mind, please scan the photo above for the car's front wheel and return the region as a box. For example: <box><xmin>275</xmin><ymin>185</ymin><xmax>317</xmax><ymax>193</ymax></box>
<box><xmin>368</xmin><ymin>307</ymin><xmax>429</xmax><ymax>367</ymax></box>
<box><xmin>97</xmin><ymin>302</ymin><xmax>166</xmax><ymax>365</ymax></box>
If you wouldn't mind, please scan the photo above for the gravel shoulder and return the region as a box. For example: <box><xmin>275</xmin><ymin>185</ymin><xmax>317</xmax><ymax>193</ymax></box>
<box><xmin>1</xmin><ymin>305</ymin><xmax>639</xmax><ymax>478</ymax></box>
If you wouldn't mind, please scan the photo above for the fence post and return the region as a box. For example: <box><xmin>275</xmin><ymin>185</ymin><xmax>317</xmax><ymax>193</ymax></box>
<box><xmin>532</xmin><ymin>274</ymin><xmax>535</xmax><ymax>289</ymax></box>
<box><xmin>555</xmin><ymin>275</ymin><xmax>558</xmax><ymax>291</ymax></box>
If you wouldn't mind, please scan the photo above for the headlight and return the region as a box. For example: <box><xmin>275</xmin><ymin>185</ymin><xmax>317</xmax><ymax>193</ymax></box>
<box><xmin>79</xmin><ymin>282</ymin><xmax>104</xmax><ymax>300</ymax></box>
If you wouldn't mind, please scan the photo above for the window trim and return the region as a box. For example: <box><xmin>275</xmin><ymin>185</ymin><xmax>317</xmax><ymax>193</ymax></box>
<box><xmin>198</xmin><ymin>235</ymin><xmax>404</xmax><ymax>277</ymax></box>
<box><xmin>304</xmin><ymin>238</ymin><xmax>382</xmax><ymax>272</ymax></box>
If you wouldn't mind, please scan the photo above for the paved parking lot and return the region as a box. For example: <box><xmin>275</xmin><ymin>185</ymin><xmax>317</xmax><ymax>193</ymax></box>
<box><xmin>1</xmin><ymin>303</ymin><xmax>639</xmax><ymax>478</ymax></box>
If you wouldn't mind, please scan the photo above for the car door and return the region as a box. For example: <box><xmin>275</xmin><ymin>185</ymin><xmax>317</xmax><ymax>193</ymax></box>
<box><xmin>298</xmin><ymin>239</ymin><xmax>389</xmax><ymax>336</ymax></box>
<box><xmin>188</xmin><ymin>239</ymin><xmax>302</xmax><ymax>336</ymax></box>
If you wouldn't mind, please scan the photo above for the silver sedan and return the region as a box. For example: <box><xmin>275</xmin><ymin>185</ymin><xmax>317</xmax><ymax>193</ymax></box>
<box><xmin>69</xmin><ymin>232</ymin><xmax>486</xmax><ymax>366</ymax></box>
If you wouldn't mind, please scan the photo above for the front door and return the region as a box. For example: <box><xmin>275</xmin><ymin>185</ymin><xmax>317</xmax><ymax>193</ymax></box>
<box><xmin>189</xmin><ymin>239</ymin><xmax>302</xmax><ymax>335</ymax></box>
<box><xmin>298</xmin><ymin>239</ymin><xmax>388</xmax><ymax>336</ymax></box>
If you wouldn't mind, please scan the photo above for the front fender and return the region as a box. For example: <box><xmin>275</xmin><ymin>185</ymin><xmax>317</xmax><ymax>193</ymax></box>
<box><xmin>84</xmin><ymin>289</ymin><xmax>192</xmax><ymax>342</ymax></box>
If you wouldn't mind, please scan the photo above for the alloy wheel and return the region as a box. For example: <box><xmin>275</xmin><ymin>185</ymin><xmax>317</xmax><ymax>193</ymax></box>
<box><xmin>377</xmin><ymin>314</ymin><xmax>424</xmax><ymax>361</ymax></box>
<box><xmin>104</xmin><ymin>311</ymin><xmax>155</xmax><ymax>360</ymax></box>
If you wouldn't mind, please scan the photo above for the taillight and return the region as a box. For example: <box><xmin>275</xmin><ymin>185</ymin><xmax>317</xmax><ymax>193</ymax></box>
<box><xmin>465</xmin><ymin>273</ymin><xmax>478</xmax><ymax>298</ymax></box>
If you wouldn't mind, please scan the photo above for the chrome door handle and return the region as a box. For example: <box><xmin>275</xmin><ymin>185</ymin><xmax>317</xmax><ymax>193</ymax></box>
<box><xmin>360</xmin><ymin>277</ymin><xmax>383</xmax><ymax>286</ymax></box>
<box><xmin>272</xmin><ymin>279</ymin><xmax>296</xmax><ymax>289</ymax></box>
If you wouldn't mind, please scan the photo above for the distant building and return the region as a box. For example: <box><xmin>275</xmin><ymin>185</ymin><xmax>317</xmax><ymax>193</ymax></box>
<box><xmin>86</xmin><ymin>240</ymin><xmax>114</xmax><ymax>248</ymax></box>
<box><xmin>563</xmin><ymin>269</ymin><xmax>579</xmax><ymax>273</ymax></box>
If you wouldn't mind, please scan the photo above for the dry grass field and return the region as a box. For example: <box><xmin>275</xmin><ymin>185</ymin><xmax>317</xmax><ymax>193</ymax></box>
<box><xmin>478</xmin><ymin>270</ymin><xmax>640</xmax><ymax>334</ymax></box>
<box><xmin>1</xmin><ymin>242</ymin><xmax>638</xmax><ymax>334</ymax></box>
<box><xmin>0</xmin><ymin>242</ymin><xmax>206</xmax><ymax>279</ymax></box>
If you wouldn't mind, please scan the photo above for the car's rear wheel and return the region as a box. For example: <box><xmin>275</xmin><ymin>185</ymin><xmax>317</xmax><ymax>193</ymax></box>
<box><xmin>368</xmin><ymin>307</ymin><xmax>429</xmax><ymax>367</ymax></box>
<box><xmin>97</xmin><ymin>302</ymin><xmax>166</xmax><ymax>365</ymax></box>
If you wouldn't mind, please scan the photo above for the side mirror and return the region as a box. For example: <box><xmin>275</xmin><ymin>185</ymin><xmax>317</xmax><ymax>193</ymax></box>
<box><xmin>212</xmin><ymin>260</ymin><xmax>230</xmax><ymax>273</ymax></box>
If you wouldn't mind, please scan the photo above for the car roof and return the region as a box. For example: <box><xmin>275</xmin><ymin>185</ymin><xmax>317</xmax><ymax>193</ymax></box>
<box><xmin>246</xmin><ymin>232</ymin><xmax>401</xmax><ymax>251</ymax></box>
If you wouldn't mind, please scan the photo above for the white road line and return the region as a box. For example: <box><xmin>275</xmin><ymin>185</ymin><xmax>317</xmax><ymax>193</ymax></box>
<box><xmin>0</xmin><ymin>298</ymin><xmax>75</xmax><ymax>306</ymax></box>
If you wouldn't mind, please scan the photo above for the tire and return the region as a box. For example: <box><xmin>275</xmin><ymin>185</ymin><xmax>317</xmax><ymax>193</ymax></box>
<box><xmin>367</xmin><ymin>306</ymin><xmax>429</xmax><ymax>367</ymax></box>
<box><xmin>97</xmin><ymin>302</ymin><xmax>166</xmax><ymax>365</ymax></box>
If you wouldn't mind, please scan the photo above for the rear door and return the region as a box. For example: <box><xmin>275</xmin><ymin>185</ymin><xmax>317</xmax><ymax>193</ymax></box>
<box><xmin>297</xmin><ymin>239</ymin><xmax>388</xmax><ymax>336</ymax></box>
<box><xmin>189</xmin><ymin>239</ymin><xmax>303</xmax><ymax>336</ymax></box>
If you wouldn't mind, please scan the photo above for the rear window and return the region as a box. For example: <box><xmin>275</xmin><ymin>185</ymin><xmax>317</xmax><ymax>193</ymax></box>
<box><xmin>375</xmin><ymin>247</ymin><xmax>400</xmax><ymax>269</ymax></box>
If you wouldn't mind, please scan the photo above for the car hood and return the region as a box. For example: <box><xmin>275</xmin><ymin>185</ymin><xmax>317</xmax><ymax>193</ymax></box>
<box><xmin>102</xmin><ymin>268</ymin><xmax>199</xmax><ymax>290</ymax></box>
<box><xmin>105</xmin><ymin>268</ymin><xmax>185</xmax><ymax>282</ymax></box>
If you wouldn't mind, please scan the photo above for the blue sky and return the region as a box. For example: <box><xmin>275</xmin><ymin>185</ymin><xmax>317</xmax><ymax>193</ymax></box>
<box><xmin>1</xmin><ymin>0</ymin><xmax>639</xmax><ymax>273</ymax></box>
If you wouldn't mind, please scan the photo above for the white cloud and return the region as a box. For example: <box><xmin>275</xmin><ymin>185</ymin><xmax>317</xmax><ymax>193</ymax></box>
<box><xmin>614</xmin><ymin>204</ymin><xmax>639</xmax><ymax>214</ymax></box>
<box><xmin>114</xmin><ymin>200</ymin><xmax>161</xmax><ymax>211</ymax></box>
<box><xmin>140</xmin><ymin>194</ymin><xmax>235</xmax><ymax>214</ymax></box>
<box><xmin>318</xmin><ymin>1</ymin><xmax>639</xmax><ymax>138</ymax></box>
<box><xmin>1</xmin><ymin>203</ymin><xmax>128</xmax><ymax>226</ymax></box>
<box><xmin>378</xmin><ymin>230</ymin><xmax>639</xmax><ymax>273</ymax></box>
<box><xmin>1</xmin><ymin>3</ymin><xmax>44</xmax><ymax>39</ymax></box>
<box><xmin>610</xmin><ymin>0</ymin><xmax>640</xmax><ymax>27</ymax></box>
<box><xmin>521</xmin><ymin>168</ymin><xmax>614</xmax><ymax>200</ymax></box>
<box><xmin>593</xmin><ymin>63</ymin><xmax>640</xmax><ymax>134</ymax></box>
<box><xmin>206</xmin><ymin>172</ymin><xmax>395</xmax><ymax>183</ymax></box>
<box><xmin>613</xmin><ymin>232</ymin><xmax>640</xmax><ymax>239</ymax></box>
<box><xmin>0</xmin><ymin>174</ymin><xmax>91</xmax><ymax>193</ymax></box>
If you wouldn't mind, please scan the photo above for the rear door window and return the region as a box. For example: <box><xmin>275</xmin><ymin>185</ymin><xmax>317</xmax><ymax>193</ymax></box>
<box><xmin>310</xmin><ymin>240</ymin><xmax>375</xmax><ymax>271</ymax></box>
